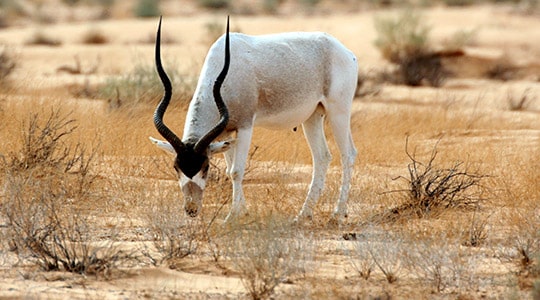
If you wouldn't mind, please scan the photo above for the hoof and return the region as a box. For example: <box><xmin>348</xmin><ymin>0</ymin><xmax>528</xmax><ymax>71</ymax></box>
<box><xmin>223</xmin><ymin>207</ymin><xmax>249</xmax><ymax>224</ymax></box>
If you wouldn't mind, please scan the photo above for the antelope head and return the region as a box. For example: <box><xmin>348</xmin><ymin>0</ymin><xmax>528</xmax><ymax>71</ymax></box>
<box><xmin>151</xmin><ymin>16</ymin><xmax>231</xmax><ymax>217</ymax></box>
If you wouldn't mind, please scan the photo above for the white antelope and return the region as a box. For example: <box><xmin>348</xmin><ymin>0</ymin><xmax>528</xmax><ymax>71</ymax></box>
<box><xmin>150</xmin><ymin>17</ymin><xmax>358</xmax><ymax>223</ymax></box>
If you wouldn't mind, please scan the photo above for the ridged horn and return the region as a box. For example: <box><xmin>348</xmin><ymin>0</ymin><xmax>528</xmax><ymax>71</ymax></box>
<box><xmin>194</xmin><ymin>16</ymin><xmax>231</xmax><ymax>154</ymax></box>
<box><xmin>153</xmin><ymin>16</ymin><xmax>185</xmax><ymax>153</ymax></box>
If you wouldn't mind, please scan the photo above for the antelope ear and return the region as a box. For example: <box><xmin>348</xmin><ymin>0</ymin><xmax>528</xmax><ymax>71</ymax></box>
<box><xmin>149</xmin><ymin>136</ymin><xmax>176</xmax><ymax>155</ymax></box>
<box><xmin>209</xmin><ymin>140</ymin><xmax>235</xmax><ymax>154</ymax></box>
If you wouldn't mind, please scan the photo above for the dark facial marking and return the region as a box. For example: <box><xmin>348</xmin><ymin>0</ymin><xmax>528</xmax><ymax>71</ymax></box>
<box><xmin>174</xmin><ymin>146</ymin><xmax>208</xmax><ymax>179</ymax></box>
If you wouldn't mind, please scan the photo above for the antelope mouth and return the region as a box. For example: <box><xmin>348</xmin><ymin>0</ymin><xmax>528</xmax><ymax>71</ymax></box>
<box><xmin>183</xmin><ymin>181</ymin><xmax>203</xmax><ymax>217</ymax></box>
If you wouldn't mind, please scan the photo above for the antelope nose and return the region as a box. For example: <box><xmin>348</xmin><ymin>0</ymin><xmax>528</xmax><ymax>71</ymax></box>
<box><xmin>184</xmin><ymin>202</ymin><xmax>199</xmax><ymax>218</ymax></box>
<box><xmin>185</xmin><ymin>205</ymin><xmax>199</xmax><ymax>217</ymax></box>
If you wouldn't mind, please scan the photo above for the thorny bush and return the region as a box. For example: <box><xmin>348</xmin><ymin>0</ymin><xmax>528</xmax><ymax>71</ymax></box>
<box><xmin>0</xmin><ymin>109</ymin><xmax>137</xmax><ymax>276</ymax></box>
<box><xmin>386</xmin><ymin>138</ymin><xmax>488</xmax><ymax>219</ymax></box>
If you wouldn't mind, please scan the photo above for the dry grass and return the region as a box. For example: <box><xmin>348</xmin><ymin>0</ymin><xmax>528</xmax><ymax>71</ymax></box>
<box><xmin>0</xmin><ymin>46</ymin><xmax>16</xmax><ymax>85</ymax></box>
<box><xmin>224</xmin><ymin>217</ymin><xmax>314</xmax><ymax>300</ymax></box>
<box><xmin>0</xmin><ymin>108</ymin><xmax>139</xmax><ymax>277</ymax></box>
<box><xmin>1</xmin><ymin>71</ymin><xmax>538</xmax><ymax>299</ymax></box>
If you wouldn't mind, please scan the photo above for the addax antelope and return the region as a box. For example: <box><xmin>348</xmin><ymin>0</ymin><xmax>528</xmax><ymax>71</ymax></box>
<box><xmin>150</xmin><ymin>17</ymin><xmax>358</xmax><ymax>223</ymax></box>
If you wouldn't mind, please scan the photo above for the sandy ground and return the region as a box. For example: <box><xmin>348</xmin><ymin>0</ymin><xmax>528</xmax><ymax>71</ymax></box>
<box><xmin>0</xmin><ymin>3</ymin><xmax>539</xmax><ymax>299</ymax></box>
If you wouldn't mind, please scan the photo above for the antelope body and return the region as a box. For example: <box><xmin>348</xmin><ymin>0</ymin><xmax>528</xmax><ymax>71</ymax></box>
<box><xmin>151</xmin><ymin>18</ymin><xmax>358</xmax><ymax>223</ymax></box>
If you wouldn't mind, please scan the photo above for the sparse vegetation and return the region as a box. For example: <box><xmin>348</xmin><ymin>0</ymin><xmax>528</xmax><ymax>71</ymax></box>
<box><xmin>348</xmin><ymin>237</ymin><xmax>375</xmax><ymax>280</ymax></box>
<box><xmin>144</xmin><ymin>194</ymin><xmax>202</xmax><ymax>264</ymax></box>
<box><xmin>0</xmin><ymin>110</ymin><xmax>138</xmax><ymax>276</ymax></box>
<box><xmin>134</xmin><ymin>0</ymin><xmax>160</xmax><ymax>18</ymax></box>
<box><xmin>99</xmin><ymin>60</ymin><xmax>194</xmax><ymax>110</ymax></box>
<box><xmin>0</xmin><ymin>0</ymin><xmax>26</xmax><ymax>28</ymax></box>
<box><xmin>443</xmin><ymin>28</ymin><xmax>478</xmax><ymax>51</ymax></box>
<box><xmin>383</xmin><ymin>138</ymin><xmax>488</xmax><ymax>220</ymax></box>
<box><xmin>57</xmin><ymin>55</ymin><xmax>101</xmax><ymax>75</ymax></box>
<box><xmin>405</xmin><ymin>233</ymin><xmax>477</xmax><ymax>293</ymax></box>
<box><xmin>26</xmin><ymin>30</ymin><xmax>62</xmax><ymax>46</ymax></box>
<box><xmin>262</xmin><ymin>0</ymin><xmax>282</xmax><ymax>14</ymax></box>
<box><xmin>225</xmin><ymin>218</ymin><xmax>313</xmax><ymax>300</ymax></box>
<box><xmin>81</xmin><ymin>27</ymin><xmax>108</xmax><ymax>44</ymax></box>
<box><xmin>366</xmin><ymin>232</ymin><xmax>403</xmax><ymax>283</ymax></box>
<box><xmin>507</xmin><ymin>88</ymin><xmax>534</xmax><ymax>111</ymax></box>
<box><xmin>198</xmin><ymin>0</ymin><xmax>230</xmax><ymax>9</ymax></box>
<box><xmin>374</xmin><ymin>10</ymin><xmax>461</xmax><ymax>86</ymax></box>
<box><xmin>0</xmin><ymin>46</ymin><xmax>16</xmax><ymax>84</ymax></box>
<box><xmin>462</xmin><ymin>209</ymin><xmax>490</xmax><ymax>247</ymax></box>
<box><xmin>374</xmin><ymin>10</ymin><xmax>430</xmax><ymax>65</ymax></box>
<box><xmin>486</xmin><ymin>56</ymin><xmax>518</xmax><ymax>81</ymax></box>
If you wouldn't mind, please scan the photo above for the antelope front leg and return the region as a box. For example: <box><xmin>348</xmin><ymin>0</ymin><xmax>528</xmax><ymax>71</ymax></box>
<box><xmin>224</xmin><ymin>127</ymin><xmax>253</xmax><ymax>223</ymax></box>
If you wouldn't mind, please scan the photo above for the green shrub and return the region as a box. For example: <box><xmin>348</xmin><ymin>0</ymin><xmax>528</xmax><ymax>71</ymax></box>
<box><xmin>374</xmin><ymin>10</ymin><xmax>449</xmax><ymax>86</ymax></box>
<box><xmin>374</xmin><ymin>10</ymin><xmax>431</xmax><ymax>65</ymax></box>
<box><xmin>134</xmin><ymin>0</ymin><xmax>160</xmax><ymax>18</ymax></box>
<box><xmin>197</xmin><ymin>0</ymin><xmax>230</xmax><ymax>9</ymax></box>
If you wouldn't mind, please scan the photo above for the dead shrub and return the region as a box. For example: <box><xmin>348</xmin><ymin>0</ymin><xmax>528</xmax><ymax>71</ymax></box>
<box><xmin>5</xmin><ymin>109</ymin><xmax>98</xmax><ymax>197</ymax></box>
<box><xmin>2</xmin><ymin>178</ymin><xmax>135</xmax><ymax>276</ymax></box>
<box><xmin>404</xmin><ymin>233</ymin><xmax>477</xmax><ymax>293</ymax></box>
<box><xmin>511</xmin><ymin>210</ymin><xmax>540</xmax><ymax>277</ymax></box>
<box><xmin>0</xmin><ymin>109</ymin><xmax>136</xmax><ymax>276</ymax></box>
<box><xmin>225</xmin><ymin>218</ymin><xmax>313</xmax><ymax>300</ymax></box>
<box><xmin>462</xmin><ymin>209</ymin><xmax>490</xmax><ymax>247</ymax></box>
<box><xmin>383</xmin><ymin>138</ymin><xmax>488</xmax><ymax>220</ymax></box>
<box><xmin>142</xmin><ymin>174</ymin><xmax>230</xmax><ymax>267</ymax></box>
<box><xmin>144</xmin><ymin>194</ymin><xmax>202</xmax><ymax>265</ymax></box>
<box><xmin>400</xmin><ymin>52</ymin><xmax>448</xmax><ymax>87</ymax></box>
<box><xmin>365</xmin><ymin>231</ymin><xmax>404</xmax><ymax>283</ymax></box>
<box><xmin>348</xmin><ymin>238</ymin><xmax>375</xmax><ymax>280</ymax></box>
